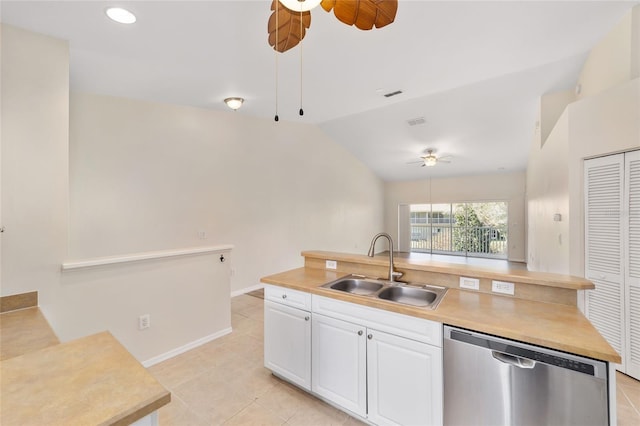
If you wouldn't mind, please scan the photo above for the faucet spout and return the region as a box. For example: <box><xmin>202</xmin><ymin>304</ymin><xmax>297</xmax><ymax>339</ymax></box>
<box><xmin>367</xmin><ymin>232</ymin><xmax>401</xmax><ymax>282</ymax></box>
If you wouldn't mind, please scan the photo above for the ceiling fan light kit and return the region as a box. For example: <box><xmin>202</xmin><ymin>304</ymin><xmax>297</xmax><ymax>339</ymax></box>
<box><xmin>423</xmin><ymin>155</ymin><xmax>438</xmax><ymax>167</ymax></box>
<box><xmin>280</xmin><ymin>0</ymin><xmax>323</xmax><ymax>13</ymax></box>
<box><xmin>268</xmin><ymin>0</ymin><xmax>398</xmax><ymax>121</ymax></box>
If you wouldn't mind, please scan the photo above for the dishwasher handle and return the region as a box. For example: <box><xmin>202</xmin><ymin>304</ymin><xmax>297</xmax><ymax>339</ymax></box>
<box><xmin>492</xmin><ymin>350</ymin><xmax>536</xmax><ymax>369</ymax></box>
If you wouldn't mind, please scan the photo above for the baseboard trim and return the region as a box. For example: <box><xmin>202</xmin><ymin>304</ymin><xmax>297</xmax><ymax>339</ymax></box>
<box><xmin>231</xmin><ymin>283</ymin><xmax>264</xmax><ymax>298</ymax></box>
<box><xmin>142</xmin><ymin>327</ymin><xmax>232</xmax><ymax>367</ymax></box>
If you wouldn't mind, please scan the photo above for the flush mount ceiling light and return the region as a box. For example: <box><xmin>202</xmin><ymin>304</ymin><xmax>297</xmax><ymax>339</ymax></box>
<box><xmin>224</xmin><ymin>97</ymin><xmax>244</xmax><ymax>111</ymax></box>
<box><xmin>105</xmin><ymin>7</ymin><xmax>136</xmax><ymax>24</ymax></box>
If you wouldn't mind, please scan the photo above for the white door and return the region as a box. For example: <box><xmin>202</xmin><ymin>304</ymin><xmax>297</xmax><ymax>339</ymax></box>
<box><xmin>584</xmin><ymin>154</ymin><xmax>625</xmax><ymax>370</ymax></box>
<box><xmin>264</xmin><ymin>300</ymin><xmax>311</xmax><ymax>390</ymax></box>
<box><xmin>367</xmin><ymin>329</ymin><xmax>443</xmax><ymax>426</ymax></box>
<box><xmin>312</xmin><ymin>313</ymin><xmax>367</xmax><ymax>417</ymax></box>
<box><xmin>625</xmin><ymin>150</ymin><xmax>640</xmax><ymax>379</ymax></box>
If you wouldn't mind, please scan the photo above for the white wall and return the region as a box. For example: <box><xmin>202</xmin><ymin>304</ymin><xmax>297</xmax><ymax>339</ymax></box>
<box><xmin>1</xmin><ymin>25</ymin><xmax>383</xmax><ymax>363</ymax></box>
<box><xmin>527</xmin><ymin>6</ymin><xmax>640</xmax><ymax>277</ymax></box>
<box><xmin>68</xmin><ymin>92</ymin><xmax>384</xmax><ymax>294</ymax></box>
<box><xmin>526</xmin><ymin>111</ymin><xmax>570</xmax><ymax>273</ymax></box>
<box><xmin>0</xmin><ymin>25</ymin><xmax>69</xmax><ymax>315</ymax></box>
<box><xmin>384</xmin><ymin>172</ymin><xmax>526</xmax><ymax>262</ymax></box>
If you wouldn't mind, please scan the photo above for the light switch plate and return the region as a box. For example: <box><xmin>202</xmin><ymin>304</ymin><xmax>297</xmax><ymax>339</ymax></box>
<box><xmin>325</xmin><ymin>260</ymin><xmax>337</xmax><ymax>270</ymax></box>
<box><xmin>492</xmin><ymin>280</ymin><xmax>515</xmax><ymax>295</ymax></box>
<box><xmin>459</xmin><ymin>277</ymin><xmax>480</xmax><ymax>290</ymax></box>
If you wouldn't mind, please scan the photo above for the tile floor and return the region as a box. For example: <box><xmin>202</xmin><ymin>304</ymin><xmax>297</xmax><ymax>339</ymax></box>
<box><xmin>149</xmin><ymin>292</ymin><xmax>640</xmax><ymax>425</ymax></box>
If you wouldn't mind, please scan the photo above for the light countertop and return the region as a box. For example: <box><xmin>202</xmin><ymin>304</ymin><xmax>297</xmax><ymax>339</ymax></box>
<box><xmin>261</xmin><ymin>266</ymin><xmax>620</xmax><ymax>363</ymax></box>
<box><xmin>0</xmin><ymin>303</ymin><xmax>170</xmax><ymax>426</ymax></box>
<box><xmin>0</xmin><ymin>331</ymin><xmax>170</xmax><ymax>426</ymax></box>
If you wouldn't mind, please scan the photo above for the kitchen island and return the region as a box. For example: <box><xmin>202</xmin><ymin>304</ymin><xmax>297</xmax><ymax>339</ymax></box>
<box><xmin>261</xmin><ymin>250</ymin><xmax>620</xmax><ymax>425</ymax></box>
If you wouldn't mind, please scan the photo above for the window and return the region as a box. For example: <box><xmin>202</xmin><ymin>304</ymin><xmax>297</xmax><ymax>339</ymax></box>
<box><xmin>409</xmin><ymin>202</ymin><xmax>508</xmax><ymax>259</ymax></box>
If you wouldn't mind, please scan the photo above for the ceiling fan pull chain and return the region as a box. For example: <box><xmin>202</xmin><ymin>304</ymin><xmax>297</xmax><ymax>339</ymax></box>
<box><xmin>274</xmin><ymin>0</ymin><xmax>280</xmax><ymax>122</ymax></box>
<box><xmin>299</xmin><ymin>9</ymin><xmax>304</xmax><ymax>116</ymax></box>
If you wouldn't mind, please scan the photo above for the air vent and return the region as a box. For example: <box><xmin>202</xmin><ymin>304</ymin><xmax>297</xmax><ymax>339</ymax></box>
<box><xmin>383</xmin><ymin>90</ymin><xmax>403</xmax><ymax>98</ymax></box>
<box><xmin>407</xmin><ymin>117</ymin><xmax>426</xmax><ymax>126</ymax></box>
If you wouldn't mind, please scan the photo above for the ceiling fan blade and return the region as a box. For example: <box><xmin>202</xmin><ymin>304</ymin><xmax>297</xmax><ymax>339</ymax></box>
<box><xmin>321</xmin><ymin>0</ymin><xmax>397</xmax><ymax>30</ymax></box>
<box><xmin>268</xmin><ymin>0</ymin><xmax>312</xmax><ymax>53</ymax></box>
<box><xmin>439</xmin><ymin>159</ymin><xmax>452</xmax><ymax>164</ymax></box>
<box><xmin>406</xmin><ymin>160</ymin><xmax>424</xmax><ymax>165</ymax></box>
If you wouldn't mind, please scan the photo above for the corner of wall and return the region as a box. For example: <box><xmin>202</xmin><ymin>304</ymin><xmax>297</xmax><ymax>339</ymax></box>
<box><xmin>631</xmin><ymin>5</ymin><xmax>640</xmax><ymax>78</ymax></box>
<box><xmin>540</xmin><ymin>90</ymin><xmax>575</xmax><ymax>148</ymax></box>
<box><xmin>576</xmin><ymin>9</ymin><xmax>633</xmax><ymax>100</ymax></box>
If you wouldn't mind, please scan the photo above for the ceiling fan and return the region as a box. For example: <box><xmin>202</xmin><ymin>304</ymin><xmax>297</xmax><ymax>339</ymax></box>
<box><xmin>268</xmin><ymin>0</ymin><xmax>398</xmax><ymax>53</ymax></box>
<box><xmin>408</xmin><ymin>149</ymin><xmax>453</xmax><ymax>167</ymax></box>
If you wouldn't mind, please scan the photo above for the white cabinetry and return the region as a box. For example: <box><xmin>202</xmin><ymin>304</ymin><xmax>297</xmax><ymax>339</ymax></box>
<box><xmin>585</xmin><ymin>150</ymin><xmax>640</xmax><ymax>379</ymax></box>
<box><xmin>312</xmin><ymin>295</ymin><xmax>443</xmax><ymax>425</ymax></box>
<box><xmin>312</xmin><ymin>314</ymin><xmax>367</xmax><ymax>416</ymax></box>
<box><xmin>367</xmin><ymin>329</ymin><xmax>442</xmax><ymax>426</ymax></box>
<box><xmin>264</xmin><ymin>285</ymin><xmax>312</xmax><ymax>390</ymax></box>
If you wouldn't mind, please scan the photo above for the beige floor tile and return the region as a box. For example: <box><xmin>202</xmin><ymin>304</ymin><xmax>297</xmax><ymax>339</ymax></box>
<box><xmin>158</xmin><ymin>394</ymin><xmax>209</xmax><ymax>426</ymax></box>
<box><xmin>255</xmin><ymin>380</ymin><xmax>313</xmax><ymax>421</ymax></box>
<box><xmin>148</xmin><ymin>349</ymin><xmax>213</xmax><ymax>390</ymax></box>
<box><xmin>172</xmin><ymin>370</ymin><xmax>255</xmax><ymax>425</ymax></box>
<box><xmin>617</xmin><ymin>390</ymin><xmax>640</xmax><ymax>425</ymax></box>
<box><xmin>224</xmin><ymin>401</ymin><xmax>287</xmax><ymax>426</ymax></box>
<box><xmin>286</xmin><ymin>394</ymin><xmax>350</xmax><ymax>426</ymax></box>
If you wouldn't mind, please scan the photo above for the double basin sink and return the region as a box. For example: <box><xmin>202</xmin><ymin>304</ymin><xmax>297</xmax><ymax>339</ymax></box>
<box><xmin>321</xmin><ymin>275</ymin><xmax>447</xmax><ymax>310</ymax></box>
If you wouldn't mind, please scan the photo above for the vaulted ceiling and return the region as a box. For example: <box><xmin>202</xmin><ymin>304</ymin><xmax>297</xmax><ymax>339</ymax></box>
<box><xmin>1</xmin><ymin>0</ymin><xmax>637</xmax><ymax>180</ymax></box>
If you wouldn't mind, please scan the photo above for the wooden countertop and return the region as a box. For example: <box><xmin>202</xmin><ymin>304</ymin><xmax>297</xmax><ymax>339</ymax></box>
<box><xmin>0</xmin><ymin>307</ymin><xmax>60</xmax><ymax>361</ymax></box>
<box><xmin>0</xmin><ymin>331</ymin><xmax>171</xmax><ymax>426</ymax></box>
<box><xmin>303</xmin><ymin>250</ymin><xmax>595</xmax><ymax>290</ymax></box>
<box><xmin>261</xmin><ymin>267</ymin><xmax>620</xmax><ymax>363</ymax></box>
<box><xmin>0</xmin><ymin>304</ymin><xmax>170</xmax><ymax>426</ymax></box>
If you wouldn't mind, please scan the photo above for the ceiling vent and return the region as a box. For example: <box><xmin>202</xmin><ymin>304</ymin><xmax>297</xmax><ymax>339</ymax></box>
<box><xmin>383</xmin><ymin>90</ymin><xmax>403</xmax><ymax>98</ymax></box>
<box><xmin>407</xmin><ymin>117</ymin><xmax>426</xmax><ymax>126</ymax></box>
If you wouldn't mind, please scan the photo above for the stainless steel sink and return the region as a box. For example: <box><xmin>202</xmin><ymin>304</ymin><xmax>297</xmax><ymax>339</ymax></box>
<box><xmin>324</xmin><ymin>277</ymin><xmax>384</xmax><ymax>295</ymax></box>
<box><xmin>377</xmin><ymin>286</ymin><xmax>438</xmax><ymax>307</ymax></box>
<box><xmin>321</xmin><ymin>275</ymin><xmax>447</xmax><ymax>309</ymax></box>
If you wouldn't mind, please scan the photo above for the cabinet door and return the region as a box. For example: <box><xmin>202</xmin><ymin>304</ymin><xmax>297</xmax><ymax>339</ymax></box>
<box><xmin>367</xmin><ymin>329</ymin><xmax>443</xmax><ymax>426</ymax></box>
<box><xmin>584</xmin><ymin>154</ymin><xmax>625</xmax><ymax>368</ymax></box>
<box><xmin>264</xmin><ymin>300</ymin><xmax>311</xmax><ymax>390</ymax></box>
<box><xmin>625</xmin><ymin>150</ymin><xmax>640</xmax><ymax>379</ymax></box>
<box><xmin>312</xmin><ymin>313</ymin><xmax>367</xmax><ymax>417</ymax></box>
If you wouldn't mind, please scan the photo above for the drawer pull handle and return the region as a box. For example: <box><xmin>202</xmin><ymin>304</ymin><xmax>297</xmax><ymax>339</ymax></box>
<box><xmin>368</xmin><ymin>334</ymin><xmax>373</xmax><ymax>340</ymax></box>
<box><xmin>358</xmin><ymin>330</ymin><xmax>363</xmax><ymax>336</ymax></box>
<box><xmin>305</xmin><ymin>316</ymin><xmax>310</xmax><ymax>321</ymax></box>
<box><xmin>282</xmin><ymin>294</ymin><xmax>287</xmax><ymax>299</ymax></box>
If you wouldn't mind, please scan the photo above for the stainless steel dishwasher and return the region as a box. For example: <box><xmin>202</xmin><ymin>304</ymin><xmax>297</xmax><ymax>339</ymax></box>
<box><xmin>443</xmin><ymin>326</ymin><xmax>610</xmax><ymax>425</ymax></box>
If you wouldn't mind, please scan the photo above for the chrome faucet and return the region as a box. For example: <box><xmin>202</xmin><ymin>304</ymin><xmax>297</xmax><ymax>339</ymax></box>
<box><xmin>367</xmin><ymin>232</ymin><xmax>403</xmax><ymax>282</ymax></box>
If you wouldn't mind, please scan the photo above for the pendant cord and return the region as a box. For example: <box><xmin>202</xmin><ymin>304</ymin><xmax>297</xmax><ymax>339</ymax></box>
<box><xmin>274</xmin><ymin>1</ymin><xmax>279</xmax><ymax>122</ymax></box>
<box><xmin>299</xmin><ymin>10</ymin><xmax>304</xmax><ymax>116</ymax></box>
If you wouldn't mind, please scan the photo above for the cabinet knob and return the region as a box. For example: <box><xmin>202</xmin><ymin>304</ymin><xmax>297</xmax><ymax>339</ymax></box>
<box><xmin>282</xmin><ymin>294</ymin><xmax>287</xmax><ymax>299</ymax></box>
<box><xmin>368</xmin><ymin>334</ymin><xmax>373</xmax><ymax>340</ymax></box>
<box><xmin>305</xmin><ymin>316</ymin><xmax>310</xmax><ymax>321</ymax></box>
<box><xmin>358</xmin><ymin>330</ymin><xmax>363</xmax><ymax>336</ymax></box>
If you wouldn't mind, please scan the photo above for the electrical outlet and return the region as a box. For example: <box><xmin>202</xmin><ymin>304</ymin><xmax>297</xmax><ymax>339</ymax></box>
<box><xmin>326</xmin><ymin>260</ymin><xmax>337</xmax><ymax>270</ymax></box>
<box><xmin>138</xmin><ymin>314</ymin><xmax>151</xmax><ymax>330</ymax></box>
<box><xmin>197</xmin><ymin>230</ymin><xmax>207</xmax><ymax>239</ymax></box>
<box><xmin>492</xmin><ymin>280</ymin><xmax>515</xmax><ymax>295</ymax></box>
<box><xmin>459</xmin><ymin>277</ymin><xmax>480</xmax><ymax>290</ymax></box>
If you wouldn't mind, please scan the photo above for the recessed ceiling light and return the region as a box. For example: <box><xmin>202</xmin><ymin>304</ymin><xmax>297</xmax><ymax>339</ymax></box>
<box><xmin>106</xmin><ymin>7</ymin><xmax>136</xmax><ymax>24</ymax></box>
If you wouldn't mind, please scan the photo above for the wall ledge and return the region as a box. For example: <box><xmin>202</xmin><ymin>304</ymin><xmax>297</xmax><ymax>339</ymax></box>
<box><xmin>62</xmin><ymin>245</ymin><xmax>234</xmax><ymax>271</ymax></box>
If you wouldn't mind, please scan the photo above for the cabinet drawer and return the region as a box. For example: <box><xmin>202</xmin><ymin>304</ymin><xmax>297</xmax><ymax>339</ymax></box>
<box><xmin>312</xmin><ymin>294</ymin><xmax>442</xmax><ymax>347</ymax></box>
<box><xmin>265</xmin><ymin>285</ymin><xmax>312</xmax><ymax>311</ymax></box>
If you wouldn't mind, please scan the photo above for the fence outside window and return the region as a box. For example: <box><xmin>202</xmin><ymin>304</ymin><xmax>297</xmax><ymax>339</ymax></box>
<box><xmin>409</xmin><ymin>202</ymin><xmax>508</xmax><ymax>259</ymax></box>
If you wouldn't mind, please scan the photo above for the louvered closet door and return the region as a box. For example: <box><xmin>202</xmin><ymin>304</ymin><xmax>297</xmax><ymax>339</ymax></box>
<box><xmin>625</xmin><ymin>150</ymin><xmax>640</xmax><ymax>379</ymax></box>
<box><xmin>585</xmin><ymin>154</ymin><xmax>625</xmax><ymax>369</ymax></box>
